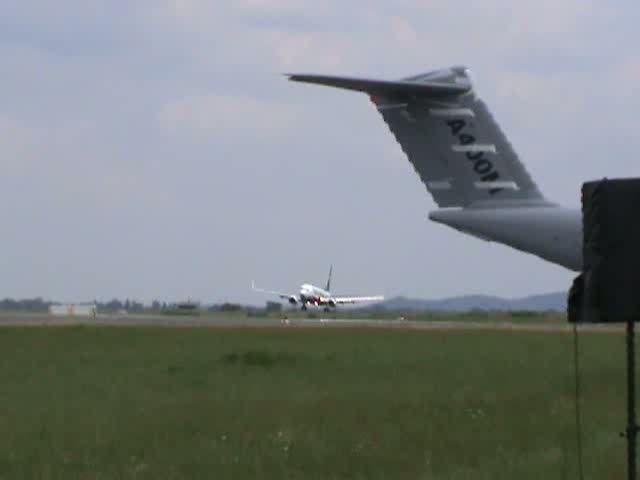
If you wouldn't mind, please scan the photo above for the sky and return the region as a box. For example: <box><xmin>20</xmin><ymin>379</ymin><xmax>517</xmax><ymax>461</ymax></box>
<box><xmin>1</xmin><ymin>0</ymin><xmax>639</xmax><ymax>304</ymax></box>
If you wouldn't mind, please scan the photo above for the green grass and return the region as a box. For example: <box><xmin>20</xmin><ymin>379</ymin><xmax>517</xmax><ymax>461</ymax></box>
<box><xmin>0</xmin><ymin>326</ymin><xmax>630</xmax><ymax>479</ymax></box>
<box><xmin>248</xmin><ymin>309</ymin><xmax>567</xmax><ymax>323</ymax></box>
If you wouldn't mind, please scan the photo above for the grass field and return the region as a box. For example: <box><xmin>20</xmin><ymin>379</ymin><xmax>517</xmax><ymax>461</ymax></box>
<box><xmin>0</xmin><ymin>325</ymin><xmax>630</xmax><ymax>479</ymax></box>
<box><xmin>245</xmin><ymin>309</ymin><xmax>567</xmax><ymax>323</ymax></box>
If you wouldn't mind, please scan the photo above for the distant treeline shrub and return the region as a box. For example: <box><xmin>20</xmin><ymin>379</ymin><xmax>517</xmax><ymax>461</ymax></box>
<box><xmin>215</xmin><ymin>303</ymin><xmax>244</xmax><ymax>312</ymax></box>
<box><xmin>0</xmin><ymin>298</ymin><xmax>50</xmax><ymax>313</ymax></box>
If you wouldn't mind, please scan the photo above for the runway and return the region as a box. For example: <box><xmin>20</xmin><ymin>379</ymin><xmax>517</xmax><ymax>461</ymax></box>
<box><xmin>0</xmin><ymin>312</ymin><xmax>622</xmax><ymax>333</ymax></box>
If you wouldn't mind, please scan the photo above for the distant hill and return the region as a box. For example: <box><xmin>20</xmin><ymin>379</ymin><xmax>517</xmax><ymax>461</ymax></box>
<box><xmin>369</xmin><ymin>291</ymin><xmax>567</xmax><ymax>312</ymax></box>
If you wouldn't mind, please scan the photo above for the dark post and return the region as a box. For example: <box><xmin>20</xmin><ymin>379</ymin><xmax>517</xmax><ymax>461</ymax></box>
<box><xmin>578</xmin><ymin>179</ymin><xmax>640</xmax><ymax>476</ymax></box>
<box><xmin>628</xmin><ymin>318</ymin><xmax>637</xmax><ymax>480</ymax></box>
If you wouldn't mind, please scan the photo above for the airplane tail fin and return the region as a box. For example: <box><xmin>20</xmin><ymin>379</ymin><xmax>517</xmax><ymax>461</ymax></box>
<box><xmin>325</xmin><ymin>265</ymin><xmax>332</xmax><ymax>292</ymax></box>
<box><xmin>288</xmin><ymin>67</ymin><xmax>550</xmax><ymax>209</ymax></box>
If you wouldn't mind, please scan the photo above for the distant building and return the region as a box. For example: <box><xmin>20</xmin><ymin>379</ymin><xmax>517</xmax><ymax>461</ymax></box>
<box><xmin>48</xmin><ymin>304</ymin><xmax>97</xmax><ymax>317</ymax></box>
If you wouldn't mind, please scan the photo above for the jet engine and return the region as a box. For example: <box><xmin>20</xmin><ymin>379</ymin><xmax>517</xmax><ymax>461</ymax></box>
<box><xmin>288</xmin><ymin>296</ymin><xmax>298</xmax><ymax>305</ymax></box>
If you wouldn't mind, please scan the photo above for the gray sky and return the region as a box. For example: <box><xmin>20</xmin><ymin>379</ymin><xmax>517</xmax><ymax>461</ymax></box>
<box><xmin>1</xmin><ymin>1</ymin><xmax>639</xmax><ymax>304</ymax></box>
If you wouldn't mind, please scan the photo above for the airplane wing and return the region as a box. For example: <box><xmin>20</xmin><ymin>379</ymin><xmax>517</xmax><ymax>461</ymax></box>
<box><xmin>251</xmin><ymin>281</ymin><xmax>293</xmax><ymax>300</ymax></box>
<box><xmin>332</xmin><ymin>295</ymin><xmax>384</xmax><ymax>305</ymax></box>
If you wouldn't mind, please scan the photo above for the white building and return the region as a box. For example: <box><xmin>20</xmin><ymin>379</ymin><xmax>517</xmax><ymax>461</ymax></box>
<box><xmin>48</xmin><ymin>304</ymin><xmax>97</xmax><ymax>317</ymax></box>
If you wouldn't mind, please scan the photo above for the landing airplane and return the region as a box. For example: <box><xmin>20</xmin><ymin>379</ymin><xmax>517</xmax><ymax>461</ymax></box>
<box><xmin>252</xmin><ymin>266</ymin><xmax>384</xmax><ymax>311</ymax></box>
<box><xmin>287</xmin><ymin>67</ymin><xmax>582</xmax><ymax>272</ymax></box>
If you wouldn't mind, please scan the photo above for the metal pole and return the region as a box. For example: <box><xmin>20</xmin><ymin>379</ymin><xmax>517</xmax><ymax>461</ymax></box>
<box><xmin>628</xmin><ymin>318</ymin><xmax>637</xmax><ymax>480</ymax></box>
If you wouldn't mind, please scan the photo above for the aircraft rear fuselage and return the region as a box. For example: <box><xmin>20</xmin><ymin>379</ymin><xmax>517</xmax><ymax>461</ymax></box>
<box><xmin>429</xmin><ymin>206</ymin><xmax>582</xmax><ymax>271</ymax></box>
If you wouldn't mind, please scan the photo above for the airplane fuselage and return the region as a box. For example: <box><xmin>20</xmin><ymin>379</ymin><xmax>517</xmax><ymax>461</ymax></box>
<box><xmin>429</xmin><ymin>206</ymin><xmax>582</xmax><ymax>271</ymax></box>
<box><xmin>299</xmin><ymin>283</ymin><xmax>333</xmax><ymax>306</ymax></box>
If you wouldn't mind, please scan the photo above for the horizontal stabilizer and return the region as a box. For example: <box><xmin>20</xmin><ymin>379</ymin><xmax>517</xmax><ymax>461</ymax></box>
<box><xmin>287</xmin><ymin>74</ymin><xmax>469</xmax><ymax>98</ymax></box>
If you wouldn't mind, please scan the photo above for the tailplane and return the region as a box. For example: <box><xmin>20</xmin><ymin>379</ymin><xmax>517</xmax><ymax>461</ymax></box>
<box><xmin>288</xmin><ymin>67</ymin><xmax>550</xmax><ymax>209</ymax></box>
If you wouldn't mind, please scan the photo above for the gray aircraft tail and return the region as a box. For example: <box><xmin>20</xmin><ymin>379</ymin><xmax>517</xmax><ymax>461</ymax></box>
<box><xmin>288</xmin><ymin>67</ymin><xmax>550</xmax><ymax>209</ymax></box>
<box><xmin>287</xmin><ymin>68</ymin><xmax>583</xmax><ymax>272</ymax></box>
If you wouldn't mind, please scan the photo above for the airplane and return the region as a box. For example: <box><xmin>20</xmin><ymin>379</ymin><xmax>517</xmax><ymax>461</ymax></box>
<box><xmin>287</xmin><ymin>66</ymin><xmax>583</xmax><ymax>273</ymax></box>
<box><xmin>252</xmin><ymin>266</ymin><xmax>384</xmax><ymax>311</ymax></box>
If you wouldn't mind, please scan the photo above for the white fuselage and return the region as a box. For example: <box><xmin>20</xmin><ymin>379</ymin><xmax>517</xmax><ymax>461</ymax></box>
<box><xmin>299</xmin><ymin>283</ymin><xmax>332</xmax><ymax>305</ymax></box>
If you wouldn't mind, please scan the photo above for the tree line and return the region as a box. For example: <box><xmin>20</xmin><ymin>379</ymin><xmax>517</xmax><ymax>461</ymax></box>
<box><xmin>0</xmin><ymin>298</ymin><xmax>279</xmax><ymax>313</ymax></box>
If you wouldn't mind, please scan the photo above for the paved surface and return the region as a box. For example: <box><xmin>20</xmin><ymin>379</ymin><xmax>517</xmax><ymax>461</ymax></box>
<box><xmin>0</xmin><ymin>313</ymin><xmax>623</xmax><ymax>333</ymax></box>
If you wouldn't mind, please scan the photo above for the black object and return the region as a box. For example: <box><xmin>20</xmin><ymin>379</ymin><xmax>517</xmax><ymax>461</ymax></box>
<box><xmin>576</xmin><ymin>178</ymin><xmax>640</xmax><ymax>480</ymax></box>
<box><xmin>567</xmin><ymin>273</ymin><xmax>584</xmax><ymax>324</ymax></box>
<box><xmin>581</xmin><ymin>178</ymin><xmax>640</xmax><ymax>323</ymax></box>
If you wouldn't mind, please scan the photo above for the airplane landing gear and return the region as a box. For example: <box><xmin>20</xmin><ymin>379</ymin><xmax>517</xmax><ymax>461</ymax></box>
<box><xmin>301</xmin><ymin>304</ymin><xmax>308</xmax><ymax>311</ymax></box>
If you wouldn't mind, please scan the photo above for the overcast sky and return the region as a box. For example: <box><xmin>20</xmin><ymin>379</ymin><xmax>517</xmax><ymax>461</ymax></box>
<box><xmin>1</xmin><ymin>1</ymin><xmax>639</xmax><ymax>304</ymax></box>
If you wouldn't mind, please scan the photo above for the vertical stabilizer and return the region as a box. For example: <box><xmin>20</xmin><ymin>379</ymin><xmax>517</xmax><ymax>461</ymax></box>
<box><xmin>325</xmin><ymin>265</ymin><xmax>333</xmax><ymax>292</ymax></box>
<box><xmin>288</xmin><ymin>66</ymin><xmax>550</xmax><ymax>208</ymax></box>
